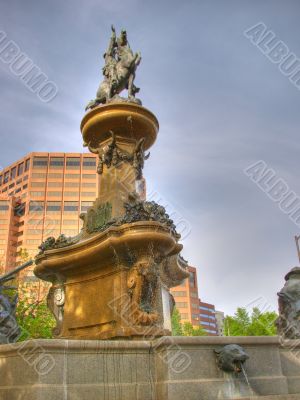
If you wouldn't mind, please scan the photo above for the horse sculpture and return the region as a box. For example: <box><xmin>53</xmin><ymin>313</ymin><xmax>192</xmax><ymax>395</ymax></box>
<box><xmin>86</xmin><ymin>26</ymin><xmax>141</xmax><ymax>110</ymax></box>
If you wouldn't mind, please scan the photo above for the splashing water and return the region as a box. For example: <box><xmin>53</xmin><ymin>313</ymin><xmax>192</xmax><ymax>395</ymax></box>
<box><xmin>217</xmin><ymin>370</ymin><xmax>256</xmax><ymax>399</ymax></box>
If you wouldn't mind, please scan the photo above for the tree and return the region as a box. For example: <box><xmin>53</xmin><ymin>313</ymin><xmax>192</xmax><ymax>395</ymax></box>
<box><xmin>182</xmin><ymin>321</ymin><xmax>206</xmax><ymax>336</ymax></box>
<box><xmin>224</xmin><ymin>307</ymin><xmax>278</xmax><ymax>336</ymax></box>
<box><xmin>16</xmin><ymin>296</ymin><xmax>55</xmax><ymax>340</ymax></box>
<box><xmin>171</xmin><ymin>308</ymin><xmax>206</xmax><ymax>336</ymax></box>
<box><xmin>13</xmin><ymin>247</ymin><xmax>55</xmax><ymax>340</ymax></box>
<box><xmin>171</xmin><ymin>307</ymin><xmax>183</xmax><ymax>335</ymax></box>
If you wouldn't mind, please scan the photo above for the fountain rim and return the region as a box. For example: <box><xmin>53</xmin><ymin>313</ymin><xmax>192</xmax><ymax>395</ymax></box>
<box><xmin>34</xmin><ymin>220</ymin><xmax>182</xmax><ymax>279</ymax></box>
<box><xmin>80</xmin><ymin>102</ymin><xmax>159</xmax><ymax>151</ymax></box>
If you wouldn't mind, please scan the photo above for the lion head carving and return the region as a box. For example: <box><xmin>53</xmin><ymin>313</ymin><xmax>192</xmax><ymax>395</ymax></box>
<box><xmin>214</xmin><ymin>344</ymin><xmax>249</xmax><ymax>373</ymax></box>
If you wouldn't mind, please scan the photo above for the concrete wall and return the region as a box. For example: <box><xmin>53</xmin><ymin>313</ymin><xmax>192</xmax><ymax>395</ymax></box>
<box><xmin>0</xmin><ymin>336</ymin><xmax>299</xmax><ymax>400</ymax></box>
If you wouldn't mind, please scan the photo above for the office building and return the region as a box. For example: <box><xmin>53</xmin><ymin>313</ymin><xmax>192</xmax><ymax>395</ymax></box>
<box><xmin>0</xmin><ymin>152</ymin><xmax>98</xmax><ymax>273</ymax></box>
<box><xmin>171</xmin><ymin>266</ymin><xmax>219</xmax><ymax>335</ymax></box>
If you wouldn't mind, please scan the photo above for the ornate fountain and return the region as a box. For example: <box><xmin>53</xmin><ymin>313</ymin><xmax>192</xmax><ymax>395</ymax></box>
<box><xmin>2</xmin><ymin>26</ymin><xmax>300</xmax><ymax>400</ymax></box>
<box><xmin>34</xmin><ymin>26</ymin><xmax>189</xmax><ymax>340</ymax></box>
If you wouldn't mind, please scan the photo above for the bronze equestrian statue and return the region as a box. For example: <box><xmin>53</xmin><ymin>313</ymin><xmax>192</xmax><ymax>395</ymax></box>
<box><xmin>86</xmin><ymin>26</ymin><xmax>142</xmax><ymax>110</ymax></box>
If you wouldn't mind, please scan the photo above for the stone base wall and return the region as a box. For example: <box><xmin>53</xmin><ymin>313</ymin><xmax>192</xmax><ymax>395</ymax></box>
<box><xmin>0</xmin><ymin>336</ymin><xmax>299</xmax><ymax>400</ymax></box>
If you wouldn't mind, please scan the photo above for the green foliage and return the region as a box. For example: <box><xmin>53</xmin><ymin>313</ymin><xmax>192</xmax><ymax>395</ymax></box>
<box><xmin>16</xmin><ymin>297</ymin><xmax>55</xmax><ymax>341</ymax></box>
<box><xmin>18</xmin><ymin>248</ymin><xmax>30</xmax><ymax>263</ymax></box>
<box><xmin>182</xmin><ymin>321</ymin><xmax>206</xmax><ymax>336</ymax></box>
<box><xmin>171</xmin><ymin>308</ymin><xmax>206</xmax><ymax>336</ymax></box>
<box><xmin>224</xmin><ymin>307</ymin><xmax>278</xmax><ymax>336</ymax></box>
<box><xmin>171</xmin><ymin>307</ymin><xmax>183</xmax><ymax>335</ymax></box>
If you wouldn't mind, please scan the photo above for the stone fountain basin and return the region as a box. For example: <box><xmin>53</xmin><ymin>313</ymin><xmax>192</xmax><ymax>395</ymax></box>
<box><xmin>81</xmin><ymin>102</ymin><xmax>159</xmax><ymax>151</ymax></box>
<box><xmin>34</xmin><ymin>221</ymin><xmax>182</xmax><ymax>282</ymax></box>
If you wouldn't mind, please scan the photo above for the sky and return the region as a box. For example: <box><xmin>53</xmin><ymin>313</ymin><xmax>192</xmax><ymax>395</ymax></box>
<box><xmin>0</xmin><ymin>0</ymin><xmax>300</xmax><ymax>315</ymax></box>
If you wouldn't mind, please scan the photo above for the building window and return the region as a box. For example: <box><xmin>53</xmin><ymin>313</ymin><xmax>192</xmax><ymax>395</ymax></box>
<box><xmin>33</xmin><ymin>157</ymin><xmax>48</xmax><ymax>168</ymax></box>
<box><xmin>0</xmin><ymin>202</ymin><xmax>9</xmax><ymax>211</ymax></box>
<box><xmin>27</xmin><ymin>229</ymin><xmax>43</xmax><ymax>235</ymax></box>
<box><xmin>65</xmin><ymin>182</ymin><xmax>79</xmax><ymax>187</ymax></box>
<box><xmin>48</xmin><ymin>182</ymin><xmax>62</xmax><ymax>187</ymax></box>
<box><xmin>23</xmin><ymin>175</ymin><xmax>28</xmax><ymax>181</ymax></box>
<box><xmin>50</xmin><ymin>157</ymin><xmax>64</xmax><ymax>168</ymax></box>
<box><xmin>23</xmin><ymin>184</ymin><xmax>28</xmax><ymax>190</ymax></box>
<box><xmin>17</xmin><ymin>163</ymin><xmax>24</xmax><ymax>176</ymax></box>
<box><xmin>27</xmin><ymin>219</ymin><xmax>43</xmax><ymax>225</ymax></box>
<box><xmin>46</xmin><ymin>202</ymin><xmax>61</xmax><ymax>212</ymax></box>
<box><xmin>204</xmin><ymin>329</ymin><xmax>217</xmax><ymax>334</ymax></box>
<box><xmin>44</xmin><ymin>219</ymin><xmax>60</xmax><ymax>225</ymax></box>
<box><xmin>81</xmin><ymin>192</ymin><xmax>96</xmax><ymax>197</ymax></box>
<box><xmin>48</xmin><ymin>173</ymin><xmax>63</xmax><ymax>179</ymax></box>
<box><xmin>30</xmin><ymin>191</ymin><xmax>45</xmax><ymax>197</ymax></box>
<box><xmin>9</xmin><ymin>183</ymin><xmax>15</xmax><ymax>189</ymax></box>
<box><xmin>82</xmin><ymin>158</ymin><xmax>96</xmax><ymax>169</ymax></box>
<box><xmin>190</xmin><ymin>292</ymin><xmax>198</xmax><ymax>298</ymax></box>
<box><xmin>192</xmin><ymin>314</ymin><xmax>199</xmax><ymax>319</ymax></box>
<box><xmin>64</xmin><ymin>191</ymin><xmax>79</xmax><ymax>196</ymax></box>
<box><xmin>11</xmin><ymin>167</ymin><xmax>17</xmax><ymax>180</ymax></box>
<box><xmin>32</xmin><ymin>173</ymin><xmax>47</xmax><ymax>179</ymax></box>
<box><xmin>26</xmin><ymin>239</ymin><xmax>41</xmax><ymax>245</ymax></box>
<box><xmin>173</xmin><ymin>291</ymin><xmax>187</xmax><ymax>297</ymax></box>
<box><xmin>47</xmin><ymin>191</ymin><xmax>62</xmax><ymax>197</ymax></box>
<box><xmin>200</xmin><ymin>314</ymin><xmax>216</xmax><ymax>320</ymax></box>
<box><xmin>0</xmin><ymin>175</ymin><xmax>2</xmax><ymax>185</ymax></box>
<box><xmin>4</xmin><ymin>171</ymin><xmax>9</xmax><ymax>184</ymax></box>
<box><xmin>64</xmin><ymin>201</ymin><xmax>78</xmax><ymax>212</ymax></box>
<box><xmin>65</xmin><ymin>174</ymin><xmax>80</xmax><ymax>179</ymax></box>
<box><xmin>66</xmin><ymin>158</ymin><xmax>80</xmax><ymax>169</ymax></box>
<box><xmin>175</xmin><ymin>302</ymin><xmax>188</xmax><ymax>308</ymax></box>
<box><xmin>81</xmin><ymin>201</ymin><xmax>93</xmax><ymax>212</ymax></box>
<box><xmin>199</xmin><ymin>306</ymin><xmax>215</xmax><ymax>312</ymax></box>
<box><xmin>25</xmin><ymin>159</ymin><xmax>30</xmax><ymax>171</ymax></box>
<box><xmin>189</xmin><ymin>271</ymin><xmax>196</xmax><ymax>287</ymax></box>
<box><xmin>29</xmin><ymin>201</ymin><xmax>44</xmax><ymax>212</ymax></box>
<box><xmin>81</xmin><ymin>182</ymin><xmax>96</xmax><ymax>188</ymax></box>
<box><xmin>31</xmin><ymin>182</ymin><xmax>46</xmax><ymax>187</ymax></box>
<box><xmin>82</xmin><ymin>174</ymin><xmax>95</xmax><ymax>179</ymax></box>
<box><xmin>180</xmin><ymin>313</ymin><xmax>188</xmax><ymax>319</ymax></box>
<box><xmin>63</xmin><ymin>220</ymin><xmax>78</xmax><ymax>225</ymax></box>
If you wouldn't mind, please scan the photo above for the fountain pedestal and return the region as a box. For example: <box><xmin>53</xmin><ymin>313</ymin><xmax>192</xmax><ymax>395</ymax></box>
<box><xmin>34</xmin><ymin>103</ymin><xmax>189</xmax><ymax>340</ymax></box>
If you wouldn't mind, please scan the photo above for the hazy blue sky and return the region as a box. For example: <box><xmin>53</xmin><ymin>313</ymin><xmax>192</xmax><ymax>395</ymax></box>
<box><xmin>1</xmin><ymin>0</ymin><xmax>300</xmax><ymax>315</ymax></box>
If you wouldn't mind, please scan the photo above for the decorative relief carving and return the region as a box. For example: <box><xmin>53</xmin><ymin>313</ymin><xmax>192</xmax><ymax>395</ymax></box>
<box><xmin>215</xmin><ymin>344</ymin><xmax>249</xmax><ymax>373</ymax></box>
<box><xmin>47</xmin><ymin>284</ymin><xmax>65</xmax><ymax>336</ymax></box>
<box><xmin>127</xmin><ymin>259</ymin><xmax>159</xmax><ymax>325</ymax></box>
<box><xmin>88</xmin><ymin>131</ymin><xmax>150</xmax><ymax>180</ymax></box>
<box><xmin>80</xmin><ymin>200</ymin><xmax>112</xmax><ymax>234</ymax></box>
<box><xmin>37</xmin><ymin>195</ymin><xmax>179</xmax><ymax>257</ymax></box>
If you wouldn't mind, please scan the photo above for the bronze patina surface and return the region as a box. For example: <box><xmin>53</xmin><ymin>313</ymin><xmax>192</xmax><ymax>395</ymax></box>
<box><xmin>34</xmin><ymin>27</ymin><xmax>189</xmax><ymax>340</ymax></box>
